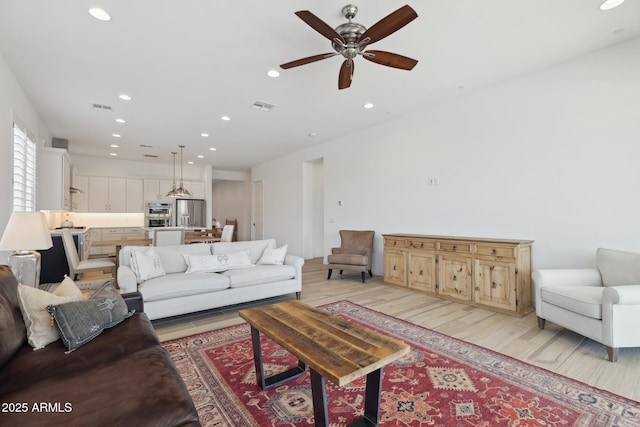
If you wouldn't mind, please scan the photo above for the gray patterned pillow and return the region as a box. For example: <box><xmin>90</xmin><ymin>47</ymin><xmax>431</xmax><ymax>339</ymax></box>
<box><xmin>47</xmin><ymin>280</ymin><xmax>134</xmax><ymax>352</ymax></box>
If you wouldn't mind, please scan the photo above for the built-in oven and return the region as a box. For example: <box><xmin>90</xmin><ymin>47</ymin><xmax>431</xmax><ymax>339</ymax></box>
<box><xmin>145</xmin><ymin>202</ymin><xmax>172</xmax><ymax>228</ymax></box>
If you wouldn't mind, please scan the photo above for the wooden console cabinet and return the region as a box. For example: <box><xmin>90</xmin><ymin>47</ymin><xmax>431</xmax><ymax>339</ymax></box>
<box><xmin>383</xmin><ymin>234</ymin><xmax>533</xmax><ymax>316</ymax></box>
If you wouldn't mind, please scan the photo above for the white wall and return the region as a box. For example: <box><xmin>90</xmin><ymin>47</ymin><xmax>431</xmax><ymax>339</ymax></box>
<box><xmin>252</xmin><ymin>37</ymin><xmax>640</xmax><ymax>273</ymax></box>
<box><xmin>0</xmin><ymin>53</ymin><xmax>52</xmax><ymax>263</ymax></box>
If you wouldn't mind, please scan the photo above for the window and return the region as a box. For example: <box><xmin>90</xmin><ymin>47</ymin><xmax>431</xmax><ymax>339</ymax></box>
<box><xmin>12</xmin><ymin>123</ymin><xmax>37</xmax><ymax>212</ymax></box>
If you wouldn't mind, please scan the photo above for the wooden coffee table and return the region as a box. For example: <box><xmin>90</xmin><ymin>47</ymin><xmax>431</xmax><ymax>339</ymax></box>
<box><xmin>239</xmin><ymin>300</ymin><xmax>410</xmax><ymax>427</ymax></box>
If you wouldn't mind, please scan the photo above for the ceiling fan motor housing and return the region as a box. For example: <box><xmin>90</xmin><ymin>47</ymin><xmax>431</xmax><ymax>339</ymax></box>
<box><xmin>333</xmin><ymin>21</ymin><xmax>367</xmax><ymax>58</ymax></box>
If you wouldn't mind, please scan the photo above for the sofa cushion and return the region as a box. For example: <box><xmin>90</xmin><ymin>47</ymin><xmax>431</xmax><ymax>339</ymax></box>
<box><xmin>0</xmin><ymin>346</ymin><xmax>200</xmax><ymax>427</ymax></box>
<box><xmin>47</xmin><ymin>281</ymin><xmax>134</xmax><ymax>352</ymax></box>
<box><xmin>213</xmin><ymin>239</ymin><xmax>276</xmax><ymax>264</ymax></box>
<box><xmin>138</xmin><ymin>272</ymin><xmax>230</xmax><ymax>302</ymax></box>
<box><xmin>153</xmin><ymin>243</ymin><xmax>212</xmax><ymax>274</ymax></box>
<box><xmin>17</xmin><ymin>276</ymin><xmax>85</xmax><ymax>350</ymax></box>
<box><xmin>0</xmin><ymin>313</ymin><xmax>158</xmax><ymax>395</ymax></box>
<box><xmin>597</xmin><ymin>247</ymin><xmax>640</xmax><ymax>287</ymax></box>
<box><xmin>541</xmin><ymin>286</ymin><xmax>604</xmax><ymax>319</ymax></box>
<box><xmin>327</xmin><ymin>253</ymin><xmax>368</xmax><ymax>267</ymax></box>
<box><xmin>0</xmin><ymin>265</ymin><xmax>26</xmax><ymax>368</ymax></box>
<box><xmin>257</xmin><ymin>244</ymin><xmax>288</xmax><ymax>265</ymax></box>
<box><xmin>184</xmin><ymin>250</ymin><xmax>253</xmax><ymax>273</ymax></box>
<box><xmin>130</xmin><ymin>247</ymin><xmax>166</xmax><ymax>283</ymax></box>
<box><xmin>222</xmin><ymin>264</ymin><xmax>297</xmax><ymax>288</ymax></box>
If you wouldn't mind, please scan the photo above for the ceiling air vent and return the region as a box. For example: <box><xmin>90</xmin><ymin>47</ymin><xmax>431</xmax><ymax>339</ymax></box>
<box><xmin>250</xmin><ymin>101</ymin><xmax>275</xmax><ymax>112</ymax></box>
<box><xmin>143</xmin><ymin>154</ymin><xmax>159</xmax><ymax>158</ymax></box>
<box><xmin>140</xmin><ymin>144</ymin><xmax>153</xmax><ymax>148</ymax></box>
<box><xmin>92</xmin><ymin>103</ymin><xmax>113</xmax><ymax>111</ymax></box>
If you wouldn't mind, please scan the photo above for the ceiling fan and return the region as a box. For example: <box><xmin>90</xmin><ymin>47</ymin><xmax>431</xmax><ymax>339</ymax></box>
<box><xmin>280</xmin><ymin>4</ymin><xmax>419</xmax><ymax>90</ymax></box>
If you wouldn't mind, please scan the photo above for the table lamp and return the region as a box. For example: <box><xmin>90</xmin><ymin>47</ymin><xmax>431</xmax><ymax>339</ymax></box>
<box><xmin>0</xmin><ymin>211</ymin><xmax>53</xmax><ymax>287</ymax></box>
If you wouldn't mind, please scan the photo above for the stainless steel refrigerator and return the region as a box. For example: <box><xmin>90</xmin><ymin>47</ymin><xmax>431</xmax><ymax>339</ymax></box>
<box><xmin>175</xmin><ymin>198</ymin><xmax>206</xmax><ymax>227</ymax></box>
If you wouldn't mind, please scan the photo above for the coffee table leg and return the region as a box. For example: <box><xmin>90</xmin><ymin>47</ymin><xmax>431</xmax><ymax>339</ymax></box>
<box><xmin>310</xmin><ymin>368</ymin><xmax>329</xmax><ymax>427</ymax></box>
<box><xmin>249</xmin><ymin>326</ymin><xmax>307</xmax><ymax>390</ymax></box>
<box><xmin>347</xmin><ymin>367</ymin><xmax>383</xmax><ymax>427</ymax></box>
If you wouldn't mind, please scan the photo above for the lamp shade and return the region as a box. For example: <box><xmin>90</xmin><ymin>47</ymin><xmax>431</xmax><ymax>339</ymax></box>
<box><xmin>0</xmin><ymin>211</ymin><xmax>53</xmax><ymax>251</ymax></box>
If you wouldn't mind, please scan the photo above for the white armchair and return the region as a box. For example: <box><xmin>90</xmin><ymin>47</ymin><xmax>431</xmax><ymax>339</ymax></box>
<box><xmin>533</xmin><ymin>248</ymin><xmax>640</xmax><ymax>362</ymax></box>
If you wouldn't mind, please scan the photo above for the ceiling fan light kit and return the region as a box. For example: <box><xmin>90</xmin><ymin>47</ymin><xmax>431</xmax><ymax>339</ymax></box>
<box><xmin>280</xmin><ymin>4</ymin><xmax>419</xmax><ymax>89</ymax></box>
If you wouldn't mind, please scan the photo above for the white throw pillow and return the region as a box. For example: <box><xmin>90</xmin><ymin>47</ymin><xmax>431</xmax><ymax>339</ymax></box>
<box><xmin>17</xmin><ymin>275</ymin><xmax>85</xmax><ymax>350</ymax></box>
<box><xmin>257</xmin><ymin>244</ymin><xmax>288</xmax><ymax>265</ymax></box>
<box><xmin>184</xmin><ymin>250</ymin><xmax>253</xmax><ymax>273</ymax></box>
<box><xmin>130</xmin><ymin>247</ymin><xmax>166</xmax><ymax>283</ymax></box>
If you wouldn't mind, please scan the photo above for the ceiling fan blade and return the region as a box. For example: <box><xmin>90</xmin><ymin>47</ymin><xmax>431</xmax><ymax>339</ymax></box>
<box><xmin>295</xmin><ymin>10</ymin><xmax>345</xmax><ymax>44</ymax></box>
<box><xmin>360</xmin><ymin>5</ymin><xmax>418</xmax><ymax>45</ymax></box>
<box><xmin>363</xmin><ymin>50</ymin><xmax>418</xmax><ymax>70</ymax></box>
<box><xmin>280</xmin><ymin>53</ymin><xmax>337</xmax><ymax>69</ymax></box>
<box><xmin>338</xmin><ymin>60</ymin><xmax>354</xmax><ymax>90</ymax></box>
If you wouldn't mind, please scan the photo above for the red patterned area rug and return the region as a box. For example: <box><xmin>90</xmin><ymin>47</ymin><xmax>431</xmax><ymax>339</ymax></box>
<box><xmin>161</xmin><ymin>300</ymin><xmax>640</xmax><ymax>426</ymax></box>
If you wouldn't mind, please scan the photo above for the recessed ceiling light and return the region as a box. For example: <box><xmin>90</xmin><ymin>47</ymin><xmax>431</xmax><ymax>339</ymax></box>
<box><xmin>110</xmin><ymin>144</ymin><xmax>119</xmax><ymax>148</ymax></box>
<box><xmin>197</xmin><ymin>155</ymin><xmax>204</xmax><ymax>159</ymax></box>
<box><xmin>201</xmin><ymin>133</ymin><xmax>209</xmax><ymax>137</ymax></box>
<box><xmin>188</xmin><ymin>161</ymin><xmax>194</xmax><ymax>165</ymax></box>
<box><xmin>600</xmin><ymin>0</ymin><xmax>625</xmax><ymax>10</ymax></box>
<box><xmin>267</xmin><ymin>69</ymin><xmax>280</xmax><ymax>78</ymax></box>
<box><xmin>363</xmin><ymin>103</ymin><xmax>374</xmax><ymax>109</ymax></box>
<box><xmin>109</xmin><ymin>153</ymin><xmax>118</xmax><ymax>156</ymax></box>
<box><xmin>89</xmin><ymin>8</ymin><xmax>111</xmax><ymax>22</ymax></box>
<box><xmin>308</xmin><ymin>132</ymin><xmax>317</xmax><ymax>137</ymax></box>
<box><xmin>112</xmin><ymin>133</ymin><xmax>121</xmax><ymax>138</ymax></box>
<box><xmin>221</xmin><ymin>115</ymin><xmax>231</xmax><ymax>121</ymax></box>
<box><xmin>209</xmin><ymin>147</ymin><xmax>217</xmax><ymax>151</ymax></box>
<box><xmin>115</xmin><ymin>118</ymin><xmax>126</xmax><ymax>123</ymax></box>
<box><xmin>118</xmin><ymin>94</ymin><xmax>132</xmax><ymax>101</ymax></box>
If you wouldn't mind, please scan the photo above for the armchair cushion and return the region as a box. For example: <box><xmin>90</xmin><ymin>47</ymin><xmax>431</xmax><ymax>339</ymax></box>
<box><xmin>597</xmin><ymin>248</ymin><xmax>640</xmax><ymax>287</ymax></box>
<box><xmin>327</xmin><ymin>253</ymin><xmax>368</xmax><ymax>267</ymax></box>
<box><xmin>541</xmin><ymin>286</ymin><xmax>604</xmax><ymax>319</ymax></box>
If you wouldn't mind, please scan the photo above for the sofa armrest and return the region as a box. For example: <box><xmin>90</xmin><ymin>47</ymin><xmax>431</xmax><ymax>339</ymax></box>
<box><xmin>331</xmin><ymin>247</ymin><xmax>344</xmax><ymax>255</ymax></box>
<box><xmin>603</xmin><ymin>285</ymin><xmax>640</xmax><ymax>306</ymax></box>
<box><xmin>117</xmin><ymin>265</ymin><xmax>138</xmax><ymax>293</ymax></box>
<box><xmin>284</xmin><ymin>254</ymin><xmax>305</xmax><ymax>292</ymax></box>
<box><xmin>122</xmin><ymin>291</ymin><xmax>144</xmax><ymax>313</ymax></box>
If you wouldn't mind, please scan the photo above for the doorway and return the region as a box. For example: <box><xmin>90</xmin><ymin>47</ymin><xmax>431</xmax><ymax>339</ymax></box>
<box><xmin>303</xmin><ymin>158</ymin><xmax>324</xmax><ymax>259</ymax></box>
<box><xmin>252</xmin><ymin>180</ymin><xmax>263</xmax><ymax>240</ymax></box>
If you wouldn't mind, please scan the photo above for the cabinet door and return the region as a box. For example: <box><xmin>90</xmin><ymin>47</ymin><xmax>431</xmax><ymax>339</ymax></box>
<box><xmin>474</xmin><ymin>260</ymin><xmax>516</xmax><ymax>311</ymax></box>
<box><xmin>88</xmin><ymin>176</ymin><xmax>110</xmax><ymax>212</ymax></box>
<box><xmin>73</xmin><ymin>175</ymin><xmax>89</xmax><ymax>212</ymax></box>
<box><xmin>143</xmin><ymin>179</ymin><xmax>160</xmax><ymax>201</ymax></box>
<box><xmin>107</xmin><ymin>178</ymin><xmax>127</xmax><ymax>212</ymax></box>
<box><xmin>126</xmin><ymin>179</ymin><xmax>144</xmax><ymax>212</ymax></box>
<box><xmin>159</xmin><ymin>180</ymin><xmax>174</xmax><ymax>200</ymax></box>
<box><xmin>438</xmin><ymin>255</ymin><xmax>473</xmax><ymax>301</ymax></box>
<box><xmin>408</xmin><ymin>252</ymin><xmax>436</xmax><ymax>293</ymax></box>
<box><xmin>384</xmin><ymin>249</ymin><xmax>406</xmax><ymax>286</ymax></box>
<box><xmin>188</xmin><ymin>181</ymin><xmax>205</xmax><ymax>199</ymax></box>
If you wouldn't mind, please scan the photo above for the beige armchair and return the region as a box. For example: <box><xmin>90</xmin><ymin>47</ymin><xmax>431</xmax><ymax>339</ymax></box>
<box><xmin>327</xmin><ymin>230</ymin><xmax>375</xmax><ymax>283</ymax></box>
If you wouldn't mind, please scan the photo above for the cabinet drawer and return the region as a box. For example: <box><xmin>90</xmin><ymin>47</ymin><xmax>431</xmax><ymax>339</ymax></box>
<box><xmin>102</xmin><ymin>228</ymin><xmax>123</xmax><ymax>235</ymax></box>
<box><xmin>438</xmin><ymin>241</ymin><xmax>472</xmax><ymax>254</ymax></box>
<box><xmin>475</xmin><ymin>244</ymin><xmax>516</xmax><ymax>258</ymax></box>
<box><xmin>384</xmin><ymin>237</ymin><xmax>405</xmax><ymax>248</ymax></box>
<box><xmin>406</xmin><ymin>238</ymin><xmax>436</xmax><ymax>250</ymax></box>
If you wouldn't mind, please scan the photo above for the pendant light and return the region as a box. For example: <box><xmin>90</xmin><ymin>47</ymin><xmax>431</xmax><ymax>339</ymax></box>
<box><xmin>173</xmin><ymin>145</ymin><xmax>191</xmax><ymax>198</ymax></box>
<box><xmin>166</xmin><ymin>151</ymin><xmax>178</xmax><ymax>197</ymax></box>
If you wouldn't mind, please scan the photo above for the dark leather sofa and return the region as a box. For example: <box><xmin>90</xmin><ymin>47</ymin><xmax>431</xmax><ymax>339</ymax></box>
<box><xmin>0</xmin><ymin>265</ymin><xmax>201</xmax><ymax>427</ymax></box>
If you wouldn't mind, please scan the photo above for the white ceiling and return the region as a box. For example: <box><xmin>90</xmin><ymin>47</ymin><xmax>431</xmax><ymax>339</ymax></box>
<box><xmin>0</xmin><ymin>1</ymin><xmax>638</xmax><ymax>171</ymax></box>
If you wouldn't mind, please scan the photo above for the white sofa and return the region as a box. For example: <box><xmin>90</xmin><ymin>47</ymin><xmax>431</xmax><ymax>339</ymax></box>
<box><xmin>117</xmin><ymin>239</ymin><xmax>303</xmax><ymax>320</ymax></box>
<box><xmin>533</xmin><ymin>248</ymin><xmax>640</xmax><ymax>362</ymax></box>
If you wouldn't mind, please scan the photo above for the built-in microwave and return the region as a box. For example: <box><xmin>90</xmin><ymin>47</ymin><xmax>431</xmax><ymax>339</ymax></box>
<box><xmin>145</xmin><ymin>202</ymin><xmax>172</xmax><ymax>228</ymax></box>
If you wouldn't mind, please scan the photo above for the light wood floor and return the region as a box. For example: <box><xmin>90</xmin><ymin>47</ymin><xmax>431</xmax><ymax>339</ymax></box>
<box><xmin>116</xmin><ymin>258</ymin><xmax>640</xmax><ymax>401</ymax></box>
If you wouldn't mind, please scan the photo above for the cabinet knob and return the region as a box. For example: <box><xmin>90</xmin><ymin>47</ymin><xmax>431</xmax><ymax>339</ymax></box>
<box><xmin>453</xmin><ymin>275</ymin><xmax>457</xmax><ymax>281</ymax></box>
<box><xmin>492</xmin><ymin>249</ymin><xmax>497</xmax><ymax>255</ymax></box>
<box><xmin>419</xmin><ymin>270</ymin><xmax>423</xmax><ymax>275</ymax></box>
<box><xmin>492</xmin><ymin>282</ymin><xmax>497</xmax><ymax>288</ymax></box>
<box><xmin>452</xmin><ymin>245</ymin><xmax>457</xmax><ymax>251</ymax></box>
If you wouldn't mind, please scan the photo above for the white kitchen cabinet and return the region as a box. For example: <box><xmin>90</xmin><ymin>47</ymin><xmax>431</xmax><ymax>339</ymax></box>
<box><xmin>87</xmin><ymin>177</ymin><xmax>142</xmax><ymax>212</ymax></box>
<box><xmin>187</xmin><ymin>181</ymin><xmax>205</xmax><ymax>199</ymax></box>
<box><xmin>126</xmin><ymin>178</ymin><xmax>144</xmax><ymax>212</ymax></box>
<box><xmin>143</xmin><ymin>179</ymin><xmax>175</xmax><ymax>201</ymax></box>
<box><xmin>37</xmin><ymin>147</ymin><xmax>72</xmax><ymax>211</ymax></box>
